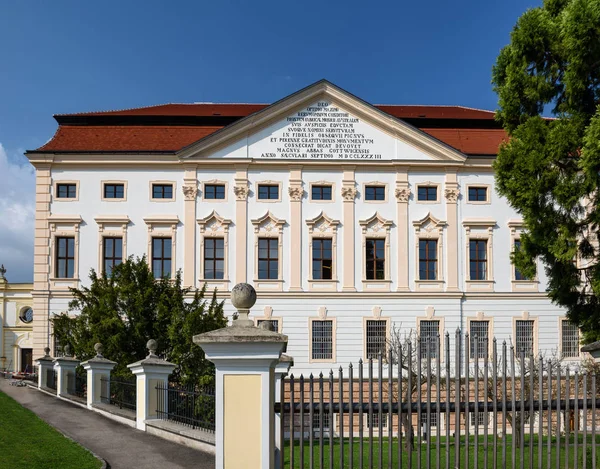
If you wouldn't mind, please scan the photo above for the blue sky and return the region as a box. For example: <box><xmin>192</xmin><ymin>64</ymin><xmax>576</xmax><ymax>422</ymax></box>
<box><xmin>0</xmin><ymin>0</ymin><xmax>540</xmax><ymax>281</ymax></box>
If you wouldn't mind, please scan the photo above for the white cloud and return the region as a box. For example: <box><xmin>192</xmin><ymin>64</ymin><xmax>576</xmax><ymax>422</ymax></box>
<box><xmin>0</xmin><ymin>143</ymin><xmax>35</xmax><ymax>283</ymax></box>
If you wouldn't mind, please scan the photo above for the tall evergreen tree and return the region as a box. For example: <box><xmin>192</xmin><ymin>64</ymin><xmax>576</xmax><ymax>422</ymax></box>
<box><xmin>492</xmin><ymin>0</ymin><xmax>600</xmax><ymax>342</ymax></box>
<box><xmin>52</xmin><ymin>256</ymin><xmax>227</xmax><ymax>383</ymax></box>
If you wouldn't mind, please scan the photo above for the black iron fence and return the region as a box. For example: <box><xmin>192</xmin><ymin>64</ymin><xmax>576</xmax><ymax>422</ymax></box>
<box><xmin>100</xmin><ymin>375</ymin><xmax>136</xmax><ymax>411</ymax></box>
<box><xmin>276</xmin><ymin>331</ymin><xmax>600</xmax><ymax>469</ymax></box>
<box><xmin>67</xmin><ymin>371</ymin><xmax>86</xmax><ymax>399</ymax></box>
<box><xmin>46</xmin><ymin>368</ymin><xmax>56</xmax><ymax>392</ymax></box>
<box><xmin>155</xmin><ymin>383</ymin><xmax>215</xmax><ymax>432</ymax></box>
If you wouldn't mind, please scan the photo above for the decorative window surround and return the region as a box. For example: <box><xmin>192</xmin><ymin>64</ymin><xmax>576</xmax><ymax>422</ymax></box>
<box><xmin>362</xmin><ymin>181</ymin><xmax>388</xmax><ymax>203</ymax></box>
<box><xmin>94</xmin><ymin>215</ymin><xmax>130</xmax><ymax>275</ymax></box>
<box><xmin>251</xmin><ymin>211</ymin><xmax>286</xmax><ymax>291</ymax></box>
<box><xmin>48</xmin><ymin>214</ymin><xmax>83</xmax><ymax>290</ymax></box>
<box><xmin>149</xmin><ymin>181</ymin><xmax>177</xmax><ymax>202</ymax></box>
<box><xmin>416</xmin><ymin>182</ymin><xmax>441</xmax><ymax>204</ymax></box>
<box><xmin>507</xmin><ymin>220</ymin><xmax>539</xmax><ymax>292</ymax></box>
<box><xmin>466</xmin><ymin>184</ymin><xmax>491</xmax><ymax>205</ymax></box>
<box><xmin>201</xmin><ymin>179</ymin><xmax>228</xmax><ymax>202</ymax></box>
<box><xmin>558</xmin><ymin>318</ymin><xmax>580</xmax><ymax>360</ymax></box>
<box><xmin>100</xmin><ymin>180</ymin><xmax>127</xmax><ymax>202</ymax></box>
<box><xmin>463</xmin><ymin>218</ymin><xmax>496</xmax><ymax>292</ymax></box>
<box><xmin>309</xmin><ymin>307</ymin><xmax>337</xmax><ymax>363</ymax></box>
<box><xmin>197</xmin><ymin>210</ymin><xmax>231</xmax><ymax>290</ymax></box>
<box><xmin>466</xmin><ymin>312</ymin><xmax>494</xmax><ymax>361</ymax></box>
<box><xmin>143</xmin><ymin>215</ymin><xmax>179</xmax><ymax>280</ymax></box>
<box><xmin>359</xmin><ymin>212</ymin><xmax>392</xmax><ymax>291</ymax></box>
<box><xmin>413</xmin><ymin>213</ymin><xmax>446</xmax><ymax>291</ymax></box>
<box><xmin>255</xmin><ymin>180</ymin><xmax>282</xmax><ymax>202</ymax></box>
<box><xmin>512</xmin><ymin>311</ymin><xmax>539</xmax><ymax>357</ymax></box>
<box><xmin>309</xmin><ymin>181</ymin><xmax>335</xmax><ymax>203</ymax></box>
<box><xmin>416</xmin><ymin>306</ymin><xmax>445</xmax><ymax>361</ymax></box>
<box><xmin>253</xmin><ymin>306</ymin><xmax>283</xmax><ymax>333</ymax></box>
<box><xmin>53</xmin><ymin>180</ymin><xmax>79</xmax><ymax>202</ymax></box>
<box><xmin>306</xmin><ymin>211</ymin><xmax>340</xmax><ymax>291</ymax></box>
<box><xmin>362</xmin><ymin>306</ymin><xmax>390</xmax><ymax>360</ymax></box>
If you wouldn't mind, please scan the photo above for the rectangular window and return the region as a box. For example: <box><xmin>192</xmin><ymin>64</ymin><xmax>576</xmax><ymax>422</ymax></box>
<box><xmin>365</xmin><ymin>185</ymin><xmax>385</xmax><ymax>201</ymax></box>
<box><xmin>257</xmin><ymin>184</ymin><xmax>279</xmax><ymax>200</ymax></box>
<box><xmin>55</xmin><ymin>237</ymin><xmax>75</xmax><ymax>278</ymax></box>
<box><xmin>417</xmin><ymin>186</ymin><xmax>437</xmax><ymax>201</ymax></box>
<box><xmin>312</xmin><ymin>411</ymin><xmax>330</xmax><ymax>431</ymax></box>
<box><xmin>365</xmin><ymin>320</ymin><xmax>387</xmax><ymax>359</ymax></box>
<box><xmin>103</xmin><ymin>237</ymin><xmax>123</xmax><ymax>276</ymax></box>
<box><xmin>468</xmin><ymin>186</ymin><xmax>488</xmax><ymax>202</ymax></box>
<box><xmin>366</xmin><ymin>238</ymin><xmax>385</xmax><ymax>280</ymax></box>
<box><xmin>152</xmin><ymin>184</ymin><xmax>173</xmax><ymax>199</ymax></box>
<box><xmin>469</xmin><ymin>240</ymin><xmax>487</xmax><ymax>280</ymax></box>
<box><xmin>469</xmin><ymin>321</ymin><xmax>489</xmax><ymax>359</ymax></box>
<box><xmin>513</xmin><ymin>240</ymin><xmax>528</xmax><ymax>280</ymax></box>
<box><xmin>421</xmin><ymin>411</ymin><xmax>438</xmax><ymax>428</ymax></box>
<box><xmin>204</xmin><ymin>238</ymin><xmax>224</xmax><ymax>279</ymax></box>
<box><xmin>311</xmin><ymin>185</ymin><xmax>332</xmax><ymax>201</ymax></box>
<box><xmin>311</xmin><ymin>320</ymin><xmax>333</xmax><ymax>360</ymax></box>
<box><xmin>419</xmin><ymin>240</ymin><xmax>437</xmax><ymax>280</ymax></box>
<box><xmin>152</xmin><ymin>238</ymin><xmax>172</xmax><ymax>278</ymax></box>
<box><xmin>104</xmin><ymin>184</ymin><xmax>125</xmax><ymax>199</ymax></box>
<box><xmin>258</xmin><ymin>238</ymin><xmax>278</xmax><ymax>280</ymax></box>
<box><xmin>561</xmin><ymin>321</ymin><xmax>580</xmax><ymax>358</ymax></box>
<box><xmin>204</xmin><ymin>184</ymin><xmax>225</xmax><ymax>200</ymax></box>
<box><xmin>515</xmin><ymin>320</ymin><xmax>535</xmax><ymax>356</ymax></box>
<box><xmin>56</xmin><ymin>183</ymin><xmax>77</xmax><ymax>199</ymax></box>
<box><xmin>257</xmin><ymin>319</ymin><xmax>279</xmax><ymax>332</ymax></box>
<box><xmin>471</xmin><ymin>412</ymin><xmax>485</xmax><ymax>427</ymax></box>
<box><xmin>419</xmin><ymin>320</ymin><xmax>440</xmax><ymax>358</ymax></box>
<box><xmin>312</xmin><ymin>238</ymin><xmax>333</xmax><ymax>280</ymax></box>
<box><xmin>367</xmin><ymin>412</ymin><xmax>389</xmax><ymax>429</ymax></box>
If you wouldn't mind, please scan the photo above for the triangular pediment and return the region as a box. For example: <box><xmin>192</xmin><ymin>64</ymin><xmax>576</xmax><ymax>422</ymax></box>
<box><xmin>179</xmin><ymin>80</ymin><xmax>466</xmax><ymax>162</ymax></box>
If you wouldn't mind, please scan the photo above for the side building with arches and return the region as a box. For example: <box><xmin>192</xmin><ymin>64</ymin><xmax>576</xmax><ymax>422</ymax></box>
<box><xmin>0</xmin><ymin>268</ymin><xmax>34</xmax><ymax>373</ymax></box>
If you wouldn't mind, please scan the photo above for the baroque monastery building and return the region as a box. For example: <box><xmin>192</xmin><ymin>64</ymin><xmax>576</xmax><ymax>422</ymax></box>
<box><xmin>26</xmin><ymin>80</ymin><xmax>579</xmax><ymax>373</ymax></box>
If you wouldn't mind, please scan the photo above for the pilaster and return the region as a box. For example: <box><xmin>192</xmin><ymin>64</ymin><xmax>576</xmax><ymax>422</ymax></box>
<box><xmin>395</xmin><ymin>168</ymin><xmax>410</xmax><ymax>291</ymax></box>
<box><xmin>233</xmin><ymin>166</ymin><xmax>249</xmax><ymax>284</ymax></box>
<box><xmin>182</xmin><ymin>164</ymin><xmax>198</xmax><ymax>287</ymax></box>
<box><xmin>445</xmin><ymin>171</ymin><xmax>460</xmax><ymax>292</ymax></box>
<box><xmin>341</xmin><ymin>167</ymin><xmax>357</xmax><ymax>292</ymax></box>
<box><xmin>288</xmin><ymin>166</ymin><xmax>303</xmax><ymax>292</ymax></box>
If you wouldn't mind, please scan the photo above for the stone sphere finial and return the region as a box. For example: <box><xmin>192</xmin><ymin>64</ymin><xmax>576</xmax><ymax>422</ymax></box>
<box><xmin>63</xmin><ymin>344</ymin><xmax>71</xmax><ymax>357</ymax></box>
<box><xmin>94</xmin><ymin>343</ymin><xmax>104</xmax><ymax>358</ymax></box>
<box><xmin>147</xmin><ymin>339</ymin><xmax>158</xmax><ymax>357</ymax></box>
<box><xmin>43</xmin><ymin>346</ymin><xmax>51</xmax><ymax>357</ymax></box>
<box><xmin>230</xmin><ymin>283</ymin><xmax>256</xmax><ymax>327</ymax></box>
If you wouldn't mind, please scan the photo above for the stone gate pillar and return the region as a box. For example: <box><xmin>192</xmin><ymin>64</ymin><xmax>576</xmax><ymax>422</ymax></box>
<box><xmin>194</xmin><ymin>283</ymin><xmax>288</xmax><ymax>469</ymax></box>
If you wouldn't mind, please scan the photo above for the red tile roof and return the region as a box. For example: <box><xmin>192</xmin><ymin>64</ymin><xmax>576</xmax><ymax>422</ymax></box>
<box><xmin>420</xmin><ymin>128</ymin><xmax>508</xmax><ymax>155</ymax></box>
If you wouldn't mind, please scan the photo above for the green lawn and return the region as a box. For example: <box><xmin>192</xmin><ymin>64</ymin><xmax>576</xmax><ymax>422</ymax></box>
<box><xmin>0</xmin><ymin>391</ymin><xmax>102</xmax><ymax>469</ymax></box>
<box><xmin>284</xmin><ymin>434</ymin><xmax>600</xmax><ymax>468</ymax></box>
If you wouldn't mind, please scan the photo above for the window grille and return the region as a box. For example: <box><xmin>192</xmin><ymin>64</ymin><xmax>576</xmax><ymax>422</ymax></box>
<box><xmin>515</xmin><ymin>320</ymin><xmax>535</xmax><ymax>356</ymax></box>
<box><xmin>55</xmin><ymin>237</ymin><xmax>75</xmax><ymax>278</ymax></box>
<box><xmin>257</xmin><ymin>319</ymin><xmax>279</xmax><ymax>332</ymax></box>
<box><xmin>365</xmin><ymin>185</ymin><xmax>385</xmax><ymax>201</ymax></box>
<box><xmin>561</xmin><ymin>321</ymin><xmax>580</xmax><ymax>358</ymax></box>
<box><xmin>365</xmin><ymin>320</ymin><xmax>387</xmax><ymax>359</ymax></box>
<box><xmin>419</xmin><ymin>239</ymin><xmax>437</xmax><ymax>280</ymax></box>
<box><xmin>151</xmin><ymin>238</ymin><xmax>172</xmax><ymax>278</ymax></box>
<box><xmin>417</xmin><ymin>186</ymin><xmax>437</xmax><ymax>201</ymax></box>
<box><xmin>311</xmin><ymin>320</ymin><xmax>333</xmax><ymax>360</ymax></box>
<box><xmin>365</xmin><ymin>238</ymin><xmax>385</xmax><ymax>280</ymax></box>
<box><xmin>103</xmin><ymin>237</ymin><xmax>123</xmax><ymax>276</ymax></box>
<box><xmin>258</xmin><ymin>238</ymin><xmax>278</xmax><ymax>280</ymax></box>
<box><xmin>204</xmin><ymin>238</ymin><xmax>225</xmax><ymax>279</ymax></box>
<box><xmin>469</xmin><ymin>240</ymin><xmax>487</xmax><ymax>280</ymax></box>
<box><xmin>469</xmin><ymin>321</ymin><xmax>489</xmax><ymax>359</ymax></box>
<box><xmin>419</xmin><ymin>320</ymin><xmax>440</xmax><ymax>358</ymax></box>
<box><xmin>312</xmin><ymin>238</ymin><xmax>333</xmax><ymax>280</ymax></box>
<box><xmin>204</xmin><ymin>184</ymin><xmax>225</xmax><ymax>199</ymax></box>
<box><xmin>468</xmin><ymin>186</ymin><xmax>487</xmax><ymax>202</ymax></box>
<box><xmin>53</xmin><ymin>335</ymin><xmax>62</xmax><ymax>358</ymax></box>
<box><xmin>311</xmin><ymin>185</ymin><xmax>332</xmax><ymax>200</ymax></box>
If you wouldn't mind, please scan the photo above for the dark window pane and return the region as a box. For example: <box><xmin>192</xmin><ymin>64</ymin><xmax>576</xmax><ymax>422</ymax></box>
<box><xmin>258</xmin><ymin>238</ymin><xmax>278</xmax><ymax>279</ymax></box>
<box><xmin>365</xmin><ymin>185</ymin><xmax>385</xmax><ymax>201</ymax></box>
<box><xmin>468</xmin><ymin>187</ymin><xmax>488</xmax><ymax>202</ymax></box>
<box><xmin>152</xmin><ymin>184</ymin><xmax>174</xmax><ymax>199</ymax></box>
<box><xmin>417</xmin><ymin>186</ymin><xmax>437</xmax><ymax>201</ymax></box>
<box><xmin>104</xmin><ymin>184</ymin><xmax>125</xmax><ymax>199</ymax></box>
<box><xmin>205</xmin><ymin>184</ymin><xmax>225</xmax><ymax>200</ymax></box>
<box><xmin>258</xmin><ymin>184</ymin><xmax>279</xmax><ymax>200</ymax></box>
<box><xmin>57</xmin><ymin>184</ymin><xmax>77</xmax><ymax>199</ymax></box>
<box><xmin>366</xmin><ymin>238</ymin><xmax>385</xmax><ymax>280</ymax></box>
<box><xmin>56</xmin><ymin>237</ymin><xmax>75</xmax><ymax>278</ymax></box>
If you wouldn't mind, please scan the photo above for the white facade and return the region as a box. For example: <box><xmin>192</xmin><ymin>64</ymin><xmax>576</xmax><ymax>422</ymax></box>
<box><xmin>27</xmin><ymin>81</ymin><xmax>579</xmax><ymax>374</ymax></box>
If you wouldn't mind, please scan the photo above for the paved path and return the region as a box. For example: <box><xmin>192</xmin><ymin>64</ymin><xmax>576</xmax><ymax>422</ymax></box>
<box><xmin>0</xmin><ymin>379</ymin><xmax>215</xmax><ymax>469</ymax></box>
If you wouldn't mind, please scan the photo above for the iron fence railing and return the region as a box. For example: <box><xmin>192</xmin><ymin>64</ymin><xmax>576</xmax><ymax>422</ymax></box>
<box><xmin>155</xmin><ymin>383</ymin><xmax>215</xmax><ymax>432</ymax></box>
<box><xmin>276</xmin><ymin>330</ymin><xmax>600</xmax><ymax>469</ymax></box>
<box><xmin>67</xmin><ymin>371</ymin><xmax>86</xmax><ymax>398</ymax></box>
<box><xmin>46</xmin><ymin>368</ymin><xmax>56</xmax><ymax>392</ymax></box>
<box><xmin>100</xmin><ymin>375</ymin><xmax>136</xmax><ymax>411</ymax></box>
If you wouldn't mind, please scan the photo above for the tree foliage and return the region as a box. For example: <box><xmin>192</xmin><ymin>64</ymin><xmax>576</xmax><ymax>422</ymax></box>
<box><xmin>52</xmin><ymin>256</ymin><xmax>227</xmax><ymax>384</ymax></box>
<box><xmin>492</xmin><ymin>0</ymin><xmax>600</xmax><ymax>342</ymax></box>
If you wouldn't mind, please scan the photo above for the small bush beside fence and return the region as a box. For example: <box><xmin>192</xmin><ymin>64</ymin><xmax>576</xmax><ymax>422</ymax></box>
<box><xmin>100</xmin><ymin>375</ymin><xmax>136</xmax><ymax>411</ymax></box>
<box><xmin>155</xmin><ymin>383</ymin><xmax>215</xmax><ymax>432</ymax></box>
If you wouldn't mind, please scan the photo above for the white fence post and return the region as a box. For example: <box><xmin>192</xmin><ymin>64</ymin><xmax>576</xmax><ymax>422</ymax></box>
<box><xmin>53</xmin><ymin>345</ymin><xmax>79</xmax><ymax>396</ymax></box>
<box><xmin>81</xmin><ymin>343</ymin><xmax>116</xmax><ymax>410</ymax></box>
<box><xmin>195</xmin><ymin>283</ymin><xmax>289</xmax><ymax>469</ymax></box>
<box><xmin>274</xmin><ymin>354</ymin><xmax>293</xmax><ymax>469</ymax></box>
<box><xmin>35</xmin><ymin>347</ymin><xmax>53</xmax><ymax>389</ymax></box>
<box><xmin>127</xmin><ymin>339</ymin><xmax>175</xmax><ymax>431</ymax></box>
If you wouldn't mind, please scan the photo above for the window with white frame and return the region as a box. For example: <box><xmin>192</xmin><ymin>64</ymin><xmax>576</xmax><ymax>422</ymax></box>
<box><xmin>561</xmin><ymin>321</ymin><xmax>580</xmax><ymax>358</ymax></box>
<box><xmin>515</xmin><ymin>320</ymin><xmax>535</xmax><ymax>356</ymax></box>
<box><xmin>419</xmin><ymin>320</ymin><xmax>440</xmax><ymax>358</ymax></box>
<box><xmin>312</xmin><ymin>411</ymin><xmax>330</xmax><ymax>431</ymax></box>
<box><xmin>367</xmin><ymin>412</ymin><xmax>388</xmax><ymax>428</ymax></box>
<box><xmin>469</xmin><ymin>321</ymin><xmax>490</xmax><ymax>359</ymax></box>
<box><xmin>469</xmin><ymin>240</ymin><xmax>488</xmax><ymax>280</ymax></box>
<box><xmin>365</xmin><ymin>319</ymin><xmax>387</xmax><ymax>359</ymax></box>
<box><xmin>366</xmin><ymin>239</ymin><xmax>385</xmax><ymax>280</ymax></box>
<box><xmin>420</xmin><ymin>411</ymin><xmax>438</xmax><ymax>428</ymax></box>
<box><xmin>419</xmin><ymin>240</ymin><xmax>438</xmax><ymax>280</ymax></box>
<box><xmin>311</xmin><ymin>320</ymin><xmax>334</xmax><ymax>360</ymax></box>
<box><xmin>470</xmin><ymin>411</ymin><xmax>485</xmax><ymax>428</ymax></box>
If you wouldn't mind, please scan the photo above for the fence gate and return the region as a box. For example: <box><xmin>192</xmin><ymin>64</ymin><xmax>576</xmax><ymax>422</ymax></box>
<box><xmin>275</xmin><ymin>330</ymin><xmax>600</xmax><ymax>468</ymax></box>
